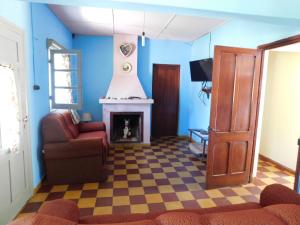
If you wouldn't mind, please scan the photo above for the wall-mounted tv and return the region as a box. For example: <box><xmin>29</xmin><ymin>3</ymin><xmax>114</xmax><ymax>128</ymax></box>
<box><xmin>189</xmin><ymin>58</ymin><xmax>213</xmax><ymax>82</ymax></box>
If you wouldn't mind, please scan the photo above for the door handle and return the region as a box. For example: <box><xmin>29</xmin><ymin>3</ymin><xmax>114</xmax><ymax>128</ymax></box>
<box><xmin>208</xmin><ymin>126</ymin><xmax>216</xmax><ymax>132</ymax></box>
<box><xmin>23</xmin><ymin>116</ymin><xmax>28</xmax><ymax>123</ymax></box>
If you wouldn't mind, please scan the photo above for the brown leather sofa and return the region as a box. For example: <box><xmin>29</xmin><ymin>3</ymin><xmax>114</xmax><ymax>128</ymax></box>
<box><xmin>9</xmin><ymin>184</ymin><xmax>300</xmax><ymax>225</ymax></box>
<box><xmin>42</xmin><ymin>110</ymin><xmax>109</xmax><ymax>184</ymax></box>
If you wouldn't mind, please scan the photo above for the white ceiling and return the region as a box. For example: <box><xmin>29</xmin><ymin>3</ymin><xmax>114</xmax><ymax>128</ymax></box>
<box><xmin>49</xmin><ymin>5</ymin><xmax>226</xmax><ymax>42</ymax></box>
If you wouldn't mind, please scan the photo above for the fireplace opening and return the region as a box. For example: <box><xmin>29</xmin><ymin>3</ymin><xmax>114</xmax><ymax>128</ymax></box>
<box><xmin>110</xmin><ymin>112</ymin><xmax>143</xmax><ymax>143</ymax></box>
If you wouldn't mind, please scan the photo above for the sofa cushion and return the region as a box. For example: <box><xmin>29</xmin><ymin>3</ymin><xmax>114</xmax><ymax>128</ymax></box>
<box><xmin>156</xmin><ymin>212</ymin><xmax>204</xmax><ymax>225</ymax></box>
<box><xmin>202</xmin><ymin>208</ymin><xmax>285</xmax><ymax>225</ymax></box>
<box><xmin>77</xmin><ymin>131</ymin><xmax>107</xmax><ymax>139</ymax></box>
<box><xmin>44</xmin><ymin>138</ymin><xmax>103</xmax><ymax>160</ymax></box>
<box><xmin>77</xmin><ymin>131</ymin><xmax>109</xmax><ymax>151</ymax></box>
<box><xmin>78</xmin><ymin>122</ymin><xmax>106</xmax><ymax>133</ymax></box>
<box><xmin>79</xmin><ymin>202</ymin><xmax>261</xmax><ymax>224</ymax></box>
<box><xmin>70</xmin><ymin>109</ymin><xmax>81</xmax><ymax>125</ymax></box>
<box><xmin>265</xmin><ymin>204</ymin><xmax>300</xmax><ymax>225</ymax></box>
<box><xmin>38</xmin><ymin>199</ymin><xmax>79</xmax><ymax>222</ymax></box>
<box><xmin>61</xmin><ymin>111</ymin><xmax>79</xmax><ymax>138</ymax></box>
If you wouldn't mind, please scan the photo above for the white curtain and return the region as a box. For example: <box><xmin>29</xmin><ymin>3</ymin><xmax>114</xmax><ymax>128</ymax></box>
<box><xmin>0</xmin><ymin>65</ymin><xmax>20</xmax><ymax>153</ymax></box>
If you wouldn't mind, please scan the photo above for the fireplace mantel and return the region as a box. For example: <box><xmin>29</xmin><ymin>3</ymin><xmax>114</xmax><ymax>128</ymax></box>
<box><xmin>99</xmin><ymin>98</ymin><xmax>154</xmax><ymax>104</ymax></box>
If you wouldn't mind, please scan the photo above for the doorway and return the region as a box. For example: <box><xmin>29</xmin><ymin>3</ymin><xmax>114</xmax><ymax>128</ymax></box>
<box><xmin>253</xmin><ymin>42</ymin><xmax>300</xmax><ymax>190</ymax></box>
<box><xmin>0</xmin><ymin>19</ymin><xmax>32</xmax><ymax>224</ymax></box>
<box><xmin>152</xmin><ymin>64</ymin><xmax>180</xmax><ymax>138</ymax></box>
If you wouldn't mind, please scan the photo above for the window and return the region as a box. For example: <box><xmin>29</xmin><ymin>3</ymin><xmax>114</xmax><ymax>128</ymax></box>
<box><xmin>48</xmin><ymin>39</ymin><xmax>82</xmax><ymax>109</ymax></box>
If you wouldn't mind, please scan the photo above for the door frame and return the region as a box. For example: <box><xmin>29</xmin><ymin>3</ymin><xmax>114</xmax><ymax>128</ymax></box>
<box><xmin>251</xmin><ymin>34</ymin><xmax>300</xmax><ymax>189</ymax></box>
<box><xmin>0</xmin><ymin>17</ymin><xmax>33</xmax><ymax>220</ymax></box>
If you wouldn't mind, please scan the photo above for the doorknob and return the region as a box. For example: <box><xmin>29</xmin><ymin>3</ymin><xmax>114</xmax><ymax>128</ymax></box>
<box><xmin>23</xmin><ymin>116</ymin><xmax>28</xmax><ymax>123</ymax></box>
<box><xmin>208</xmin><ymin>126</ymin><xmax>216</xmax><ymax>132</ymax></box>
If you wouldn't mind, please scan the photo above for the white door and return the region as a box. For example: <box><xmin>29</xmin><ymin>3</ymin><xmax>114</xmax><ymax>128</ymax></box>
<box><xmin>0</xmin><ymin>19</ymin><xmax>32</xmax><ymax>225</ymax></box>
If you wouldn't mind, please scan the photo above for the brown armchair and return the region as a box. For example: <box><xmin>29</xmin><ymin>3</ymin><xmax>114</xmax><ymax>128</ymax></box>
<box><xmin>42</xmin><ymin>110</ymin><xmax>109</xmax><ymax>184</ymax></box>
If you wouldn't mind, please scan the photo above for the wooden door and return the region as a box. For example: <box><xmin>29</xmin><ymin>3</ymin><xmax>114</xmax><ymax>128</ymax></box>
<box><xmin>152</xmin><ymin>64</ymin><xmax>180</xmax><ymax>138</ymax></box>
<box><xmin>206</xmin><ymin>46</ymin><xmax>262</xmax><ymax>189</ymax></box>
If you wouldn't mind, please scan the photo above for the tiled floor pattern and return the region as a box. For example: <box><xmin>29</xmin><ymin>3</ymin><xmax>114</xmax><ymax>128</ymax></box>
<box><xmin>20</xmin><ymin>136</ymin><xmax>294</xmax><ymax>218</ymax></box>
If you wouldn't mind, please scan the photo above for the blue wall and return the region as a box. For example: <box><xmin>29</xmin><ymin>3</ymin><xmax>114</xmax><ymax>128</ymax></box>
<box><xmin>138</xmin><ymin>38</ymin><xmax>191</xmax><ymax>135</ymax></box>
<box><xmin>30</xmin><ymin>3</ymin><xmax>73</xmax><ymax>186</ymax></box>
<box><xmin>188</xmin><ymin>18</ymin><xmax>300</xmax><ymax>131</ymax></box>
<box><xmin>73</xmin><ymin>36</ymin><xmax>113</xmax><ymax>121</ymax></box>
<box><xmin>73</xmin><ymin>36</ymin><xmax>191</xmax><ymax>135</ymax></box>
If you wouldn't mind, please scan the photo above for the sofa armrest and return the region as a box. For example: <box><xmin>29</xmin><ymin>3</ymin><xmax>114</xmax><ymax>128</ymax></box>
<box><xmin>260</xmin><ymin>184</ymin><xmax>300</xmax><ymax>207</ymax></box>
<box><xmin>78</xmin><ymin>122</ymin><xmax>106</xmax><ymax>132</ymax></box>
<box><xmin>44</xmin><ymin>138</ymin><xmax>103</xmax><ymax>160</ymax></box>
<box><xmin>38</xmin><ymin>199</ymin><xmax>79</xmax><ymax>222</ymax></box>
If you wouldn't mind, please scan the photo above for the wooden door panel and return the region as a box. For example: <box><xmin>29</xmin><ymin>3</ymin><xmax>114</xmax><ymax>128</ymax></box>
<box><xmin>230</xmin><ymin>141</ymin><xmax>248</xmax><ymax>173</ymax></box>
<box><xmin>231</xmin><ymin>55</ymin><xmax>255</xmax><ymax>131</ymax></box>
<box><xmin>212</xmin><ymin>142</ymin><xmax>230</xmax><ymax>175</ymax></box>
<box><xmin>216</xmin><ymin>53</ymin><xmax>236</xmax><ymax>132</ymax></box>
<box><xmin>206</xmin><ymin>46</ymin><xmax>262</xmax><ymax>189</ymax></box>
<box><xmin>152</xmin><ymin>64</ymin><xmax>180</xmax><ymax>137</ymax></box>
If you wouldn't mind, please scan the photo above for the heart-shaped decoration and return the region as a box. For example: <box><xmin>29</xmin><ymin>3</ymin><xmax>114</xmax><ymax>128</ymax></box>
<box><xmin>119</xmin><ymin>43</ymin><xmax>135</xmax><ymax>57</ymax></box>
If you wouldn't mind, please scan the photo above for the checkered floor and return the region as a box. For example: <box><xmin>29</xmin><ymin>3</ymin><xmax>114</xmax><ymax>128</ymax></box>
<box><xmin>19</xmin><ymin>136</ymin><xmax>294</xmax><ymax>218</ymax></box>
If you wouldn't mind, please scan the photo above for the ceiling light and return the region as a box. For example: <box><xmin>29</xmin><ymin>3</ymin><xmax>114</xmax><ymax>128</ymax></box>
<box><xmin>142</xmin><ymin>32</ymin><xmax>145</xmax><ymax>47</ymax></box>
<box><xmin>141</xmin><ymin>12</ymin><xmax>146</xmax><ymax>47</ymax></box>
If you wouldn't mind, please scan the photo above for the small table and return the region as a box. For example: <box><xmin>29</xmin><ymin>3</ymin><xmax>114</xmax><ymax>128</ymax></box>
<box><xmin>188</xmin><ymin>129</ymin><xmax>209</xmax><ymax>161</ymax></box>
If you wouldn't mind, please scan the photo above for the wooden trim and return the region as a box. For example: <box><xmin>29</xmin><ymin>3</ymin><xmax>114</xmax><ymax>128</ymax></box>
<box><xmin>252</xmin><ymin>34</ymin><xmax>300</xmax><ymax>185</ymax></box>
<box><xmin>259</xmin><ymin>154</ymin><xmax>295</xmax><ymax>175</ymax></box>
<box><xmin>258</xmin><ymin>34</ymin><xmax>300</xmax><ymax>50</ymax></box>
<box><xmin>294</xmin><ymin>139</ymin><xmax>300</xmax><ymax>191</ymax></box>
<box><xmin>249</xmin><ymin>49</ymin><xmax>265</xmax><ymax>182</ymax></box>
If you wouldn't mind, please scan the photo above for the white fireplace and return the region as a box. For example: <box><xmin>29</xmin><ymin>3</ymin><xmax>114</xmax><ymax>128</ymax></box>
<box><xmin>99</xmin><ymin>34</ymin><xmax>153</xmax><ymax>144</ymax></box>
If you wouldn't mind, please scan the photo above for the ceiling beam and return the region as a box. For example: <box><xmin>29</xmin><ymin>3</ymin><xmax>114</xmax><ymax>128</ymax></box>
<box><xmin>155</xmin><ymin>14</ymin><xmax>175</xmax><ymax>38</ymax></box>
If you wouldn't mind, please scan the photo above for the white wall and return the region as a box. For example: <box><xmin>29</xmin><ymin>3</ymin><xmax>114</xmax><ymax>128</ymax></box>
<box><xmin>106</xmin><ymin>34</ymin><xmax>146</xmax><ymax>99</ymax></box>
<box><xmin>259</xmin><ymin>51</ymin><xmax>300</xmax><ymax>171</ymax></box>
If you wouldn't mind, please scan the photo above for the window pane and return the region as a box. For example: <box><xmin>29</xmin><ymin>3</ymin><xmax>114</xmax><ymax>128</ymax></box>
<box><xmin>53</xmin><ymin>53</ymin><xmax>78</xmax><ymax>70</ymax></box>
<box><xmin>0</xmin><ymin>66</ymin><xmax>20</xmax><ymax>153</ymax></box>
<box><xmin>54</xmin><ymin>71</ymin><xmax>78</xmax><ymax>87</ymax></box>
<box><xmin>55</xmin><ymin>88</ymin><xmax>78</xmax><ymax>104</ymax></box>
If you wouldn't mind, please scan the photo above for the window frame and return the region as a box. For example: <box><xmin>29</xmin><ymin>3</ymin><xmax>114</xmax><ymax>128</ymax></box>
<box><xmin>47</xmin><ymin>39</ymin><xmax>82</xmax><ymax>110</ymax></box>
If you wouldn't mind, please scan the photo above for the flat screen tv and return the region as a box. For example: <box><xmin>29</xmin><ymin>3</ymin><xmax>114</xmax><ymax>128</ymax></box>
<box><xmin>189</xmin><ymin>58</ymin><xmax>213</xmax><ymax>82</ymax></box>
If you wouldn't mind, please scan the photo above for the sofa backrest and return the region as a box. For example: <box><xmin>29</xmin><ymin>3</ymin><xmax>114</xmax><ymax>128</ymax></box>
<box><xmin>42</xmin><ymin>112</ymin><xmax>75</xmax><ymax>144</ymax></box>
<box><xmin>9</xmin><ymin>204</ymin><xmax>300</xmax><ymax>225</ymax></box>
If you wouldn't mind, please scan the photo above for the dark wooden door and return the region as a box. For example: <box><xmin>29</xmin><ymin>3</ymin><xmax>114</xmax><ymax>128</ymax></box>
<box><xmin>152</xmin><ymin>64</ymin><xmax>180</xmax><ymax>138</ymax></box>
<box><xmin>206</xmin><ymin>46</ymin><xmax>262</xmax><ymax>189</ymax></box>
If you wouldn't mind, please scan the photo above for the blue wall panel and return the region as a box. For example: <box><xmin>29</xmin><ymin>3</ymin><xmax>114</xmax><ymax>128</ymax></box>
<box><xmin>73</xmin><ymin>35</ymin><xmax>113</xmax><ymax>121</ymax></box>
